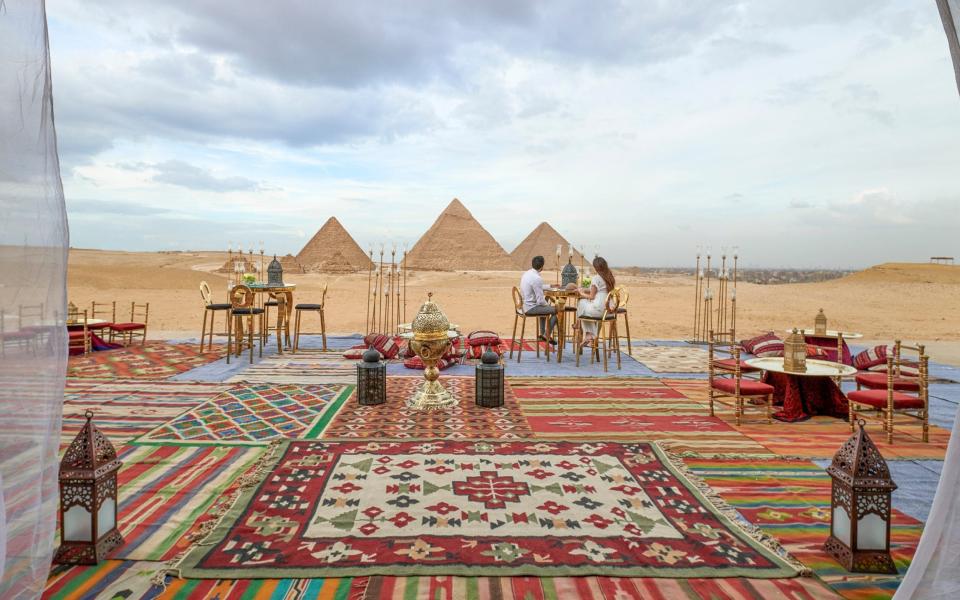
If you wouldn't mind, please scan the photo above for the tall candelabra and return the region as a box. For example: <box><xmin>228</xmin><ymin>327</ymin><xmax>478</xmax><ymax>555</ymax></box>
<box><xmin>690</xmin><ymin>248</ymin><xmax>738</xmax><ymax>343</ymax></box>
<box><xmin>365</xmin><ymin>242</ymin><xmax>409</xmax><ymax>335</ymax></box>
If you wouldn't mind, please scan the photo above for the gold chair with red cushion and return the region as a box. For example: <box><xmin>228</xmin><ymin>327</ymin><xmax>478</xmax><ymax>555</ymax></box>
<box><xmin>848</xmin><ymin>348</ymin><xmax>929</xmax><ymax>444</ymax></box>
<box><xmin>68</xmin><ymin>309</ymin><xmax>92</xmax><ymax>355</ymax></box>
<box><xmin>89</xmin><ymin>301</ymin><xmax>115</xmax><ymax>335</ymax></box>
<box><xmin>109</xmin><ymin>302</ymin><xmax>149</xmax><ymax>346</ymax></box>
<box><xmin>709</xmin><ymin>330</ymin><xmax>774</xmax><ymax>426</ymax></box>
<box><xmin>854</xmin><ymin>340</ymin><xmax>921</xmax><ymax>392</ymax></box>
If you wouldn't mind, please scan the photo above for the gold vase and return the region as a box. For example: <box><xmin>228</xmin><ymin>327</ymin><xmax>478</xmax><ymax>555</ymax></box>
<box><xmin>407</xmin><ymin>293</ymin><xmax>457</xmax><ymax>410</ymax></box>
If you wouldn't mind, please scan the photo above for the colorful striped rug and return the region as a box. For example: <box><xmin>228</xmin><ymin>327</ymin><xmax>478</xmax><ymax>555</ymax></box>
<box><xmin>664</xmin><ymin>379</ymin><xmax>950</xmax><ymax>460</ymax></box>
<box><xmin>226</xmin><ymin>350</ymin><xmax>357</xmax><ymax>384</ymax></box>
<box><xmin>67</xmin><ymin>342</ymin><xmax>226</xmax><ymax>379</ymax></box>
<box><xmin>626</xmin><ymin>346</ymin><xmax>710</xmax><ymax>373</ymax></box>
<box><xmin>510</xmin><ymin>377</ymin><xmax>773</xmax><ymax>456</ymax></box>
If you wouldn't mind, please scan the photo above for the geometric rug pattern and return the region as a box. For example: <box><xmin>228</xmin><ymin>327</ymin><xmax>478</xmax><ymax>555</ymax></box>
<box><xmin>323</xmin><ymin>377</ymin><xmax>533</xmax><ymax>440</ymax></box>
<box><xmin>67</xmin><ymin>342</ymin><xmax>226</xmax><ymax>379</ymax></box>
<box><xmin>627</xmin><ymin>346</ymin><xmax>710</xmax><ymax>373</ymax></box>
<box><xmin>226</xmin><ymin>350</ymin><xmax>357</xmax><ymax>384</ymax></box>
<box><xmin>180</xmin><ymin>440</ymin><xmax>801</xmax><ymax>579</ymax></box>
<box><xmin>135</xmin><ymin>383</ymin><xmax>354</xmax><ymax>445</ymax></box>
<box><xmin>510</xmin><ymin>377</ymin><xmax>773</xmax><ymax>457</ymax></box>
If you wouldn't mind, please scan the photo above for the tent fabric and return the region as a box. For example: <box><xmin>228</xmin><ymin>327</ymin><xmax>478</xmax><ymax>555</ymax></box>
<box><xmin>894</xmin><ymin>4</ymin><xmax>960</xmax><ymax>597</ymax></box>
<box><xmin>0</xmin><ymin>0</ymin><xmax>70</xmax><ymax>598</ymax></box>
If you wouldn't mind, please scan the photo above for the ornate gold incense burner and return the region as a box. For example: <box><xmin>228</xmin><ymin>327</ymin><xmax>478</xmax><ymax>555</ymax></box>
<box><xmin>407</xmin><ymin>293</ymin><xmax>456</xmax><ymax>410</ymax></box>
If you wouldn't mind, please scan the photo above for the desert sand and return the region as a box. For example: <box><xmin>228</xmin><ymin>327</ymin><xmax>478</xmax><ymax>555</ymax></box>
<box><xmin>66</xmin><ymin>250</ymin><xmax>960</xmax><ymax>364</ymax></box>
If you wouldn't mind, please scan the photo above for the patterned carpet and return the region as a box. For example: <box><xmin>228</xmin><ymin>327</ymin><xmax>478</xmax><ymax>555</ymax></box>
<box><xmin>510</xmin><ymin>377</ymin><xmax>773</xmax><ymax>456</ymax></box>
<box><xmin>323</xmin><ymin>376</ymin><xmax>534</xmax><ymax>440</ymax></box>
<box><xmin>67</xmin><ymin>342</ymin><xmax>226</xmax><ymax>379</ymax></box>
<box><xmin>180</xmin><ymin>440</ymin><xmax>800</xmax><ymax>579</ymax></box>
<box><xmin>627</xmin><ymin>345</ymin><xmax>710</xmax><ymax>373</ymax></box>
<box><xmin>135</xmin><ymin>383</ymin><xmax>354</xmax><ymax>445</ymax></box>
<box><xmin>226</xmin><ymin>350</ymin><xmax>357</xmax><ymax>384</ymax></box>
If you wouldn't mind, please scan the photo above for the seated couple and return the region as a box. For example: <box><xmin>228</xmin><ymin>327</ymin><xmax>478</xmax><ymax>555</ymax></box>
<box><xmin>519</xmin><ymin>255</ymin><xmax>617</xmax><ymax>347</ymax></box>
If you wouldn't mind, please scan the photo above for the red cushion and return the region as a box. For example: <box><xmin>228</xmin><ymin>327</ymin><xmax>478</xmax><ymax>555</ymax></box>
<box><xmin>467</xmin><ymin>330</ymin><xmax>500</xmax><ymax>346</ymax></box>
<box><xmin>87</xmin><ymin>322</ymin><xmax>112</xmax><ymax>330</ymax></box>
<box><xmin>741</xmin><ymin>332</ymin><xmax>783</xmax><ymax>358</ymax></box>
<box><xmin>370</xmin><ymin>334</ymin><xmax>400</xmax><ymax>359</ymax></box>
<box><xmin>110</xmin><ymin>322</ymin><xmax>145</xmax><ymax>331</ymax></box>
<box><xmin>403</xmin><ymin>356</ymin><xmax>454</xmax><ymax>371</ymax></box>
<box><xmin>67</xmin><ymin>331</ymin><xmax>89</xmax><ymax>339</ymax></box>
<box><xmin>848</xmin><ymin>389</ymin><xmax>924</xmax><ymax>410</ymax></box>
<box><xmin>342</xmin><ymin>349</ymin><xmax>365</xmax><ymax>360</ymax></box>
<box><xmin>868</xmin><ymin>362</ymin><xmax>919</xmax><ymax>377</ymax></box>
<box><xmin>714</xmin><ymin>358</ymin><xmax>761</xmax><ymax>373</ymax></box>
<box><xmin>855</xmin><ymin>372</ymin><xmax>920</xmax><ymax>392</ymax></box>
<box><xmin>711</xmin><ymin>377</ymin><xmax>774</xmax><ymax>396</ymax></box>
<box><xmin>852</xmin><ymin>345</ymin><xmax>891</xmax><ymax>371</ymax></box>
<box><xmin>806</xmin><ymin>345</ymin><xmax>830</xmax><ymax>359</ymax></box>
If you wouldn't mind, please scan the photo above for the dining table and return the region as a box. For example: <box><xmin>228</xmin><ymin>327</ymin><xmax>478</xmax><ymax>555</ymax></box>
<box><xmin>248</xmin><ymin>282</ymin><xmax>296</xmax><ymax>349</ymax></box>
<box><xmin>784</xmin><ymin>329</ymin><xmax>863</xmax><ymax>365</ymax></box>
<box><xmin>745</xmin><ymin>357</ymin><xmax>857</xmax><ymax>422</ymax></box>
<box><xmin>544</xmin><ymin>286</ymin><xmax>580</xmax><ymax>363</ymax></box>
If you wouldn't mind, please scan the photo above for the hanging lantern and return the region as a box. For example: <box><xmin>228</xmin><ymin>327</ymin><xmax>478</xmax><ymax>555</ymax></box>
<box><xmin>357</xmin><ymin>348</ymin><xmax>387</xmax><ymax>405</ymax></box>
<box><xmin>815</xmin><ymin>308</ymin><xmax>828</xmax><ymax>335</ymax></box>
<box><xmin>824</xmin><ymin>419</ymin><xmax>898</xmax><ymax>573</ymax></box>
<box><xmin>783</xmin><ymin>328</ymin><xmax>807</xmax><ymax>373</ymax></box>
<box><xmin>267</xmin><ymin>255</ymin><xmax>284</xmax><ymax>286</ymax></box>
<box><xmin>475</xmin><ymin>349</ymin><xmax>505</xmax><ymax>408</ymax></box>
<box><xmin>54</xmin><ymin>410</ymin><xmax>123</xmax><ymax>565</ymax></box>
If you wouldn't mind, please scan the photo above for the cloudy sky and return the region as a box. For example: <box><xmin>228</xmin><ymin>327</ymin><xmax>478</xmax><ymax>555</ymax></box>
<box><xmin>48</xmin><ymin>0</ymin><xmax>960</xmax><ymax>268</ymax></box>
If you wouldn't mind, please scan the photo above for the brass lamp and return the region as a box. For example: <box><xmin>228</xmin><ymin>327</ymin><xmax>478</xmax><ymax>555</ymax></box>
<box><xmin>815</xmin><ymin>309</ymin><xmax>828</xmax><ymax>335</ymax></box>
<box><xmin>55</xmin><ymin>411</ymin><xmax>124</xmax><ymax>564</ymax></box>
<box><xmin>357</xmin><ymin>348</ymin><xmax>386</xmax><ymax>405</ymax></box>
<box><xmin>475</xmin><ymin>349</ymin><xmax>505</xmax><ymax>408</ymax></box>
<box><xmin>824</xmin><ymin>419</ymin><xmax>898</xmax><ymax>573</ymax></box>
<box><xmin>408</xmin><ymin>293</ymin><xmax>455</xmax><ymax>410</ymax></box>
<box><xmin>783</xmin><ymin>328</ymin><xmax>807</xmax><ymax>373</ymax></box>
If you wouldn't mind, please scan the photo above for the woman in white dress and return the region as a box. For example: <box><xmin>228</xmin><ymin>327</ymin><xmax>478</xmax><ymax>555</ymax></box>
<box><xmin>576</xmin><ymin>256</ymin><xmax>617</xmax><ymax>347</ymax></box>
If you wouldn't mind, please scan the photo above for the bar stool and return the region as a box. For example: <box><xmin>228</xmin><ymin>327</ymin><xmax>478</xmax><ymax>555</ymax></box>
<box><xmin>575</xmin><ymin>289</ymin><xmax>621</xmax><ymax>372</ymax></box>
<box><xmin>614</xmin><ymin>286</ymin><xmax>632</xmax><ymax>356</ymax></box>
<box><xmin>227</xmin><ymin>284</ymin><xmax>264</xmax><ymax>364</ymax></box>
<box><xmin>199</xmin><ymin>281</ymin><xmax>231</xmax><ymax>352</ymax></box>
<box><xmin>293</xmin><ymin>283</ymin><xmax>328</xmax><ymax>352</ymax></box>
<box><xmin>509</xmin><ymin>286</ymin><xmax>551</xmax><ymax>363</ymax></box>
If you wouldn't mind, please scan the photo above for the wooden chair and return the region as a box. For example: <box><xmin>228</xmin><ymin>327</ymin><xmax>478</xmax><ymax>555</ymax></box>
<box><xmin>509</xmin><ymin>286</ymin><xmax>551</xmax><ymax>363</ymax></box>
<box><xmin>293</xmin><ymin>283</ymin><xmax>327</xmax><ymax>352</ymax></box>
<box><xmin>199</xmin><ymin>281</ymin><xmax>231</xmax><ymax>352</ymax></box>
<box><xmin>574</xmin><ymin>289</ymin><xmax>621</xmax><ymax>372</ymax></box>
<box><xmin>109</xmin><ymin>302</ymin><xmax>149</xmax><ymax>345</ymax></box>
<box><xmin>1</xmin><ymin>308</ymin><xmax>37</xmax><ymax>356</ymax></box>
<box><xmin>89</xmin><ymin>301</ymin><xmax>115</xmax><ymax>336</ymax></box>
<box><xmin>854</xmin><ymin>340</ymin><xmax>921</xmax><ymax>392</ymax></box>
<box><xmin>614</xmin><ymin>286</ymin><xmax>633</xmax><ymax>356</ymax></box>
<box><xmin>708</xmin><ymin>330</ymin><xmax>774</xmax><ymax>426</ymax></box>
<box><xmin>848</xmin><ymin>348</ymin><xmax>929</xmax><ymax>444</ymax></box>
<box><xmin>68</xmin><ymin>309</ymin><xmax>92</xmax><ymax>356</ymax></box>
<box><xmin>227</xmin><ymin>284</ymin><xmax>264</xmax><ymax>364</ymax></box>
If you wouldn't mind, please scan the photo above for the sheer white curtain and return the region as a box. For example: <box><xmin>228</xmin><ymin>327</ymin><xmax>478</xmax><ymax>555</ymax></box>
<box><xmin>894</xmin><ymin>5</ymin><xmax>960</xmax><ymax>597</ymax></box>
<box><xmin>0</xmin><ymin>1</ymin><xmax>69</xmax><ymax>598</ymax></box>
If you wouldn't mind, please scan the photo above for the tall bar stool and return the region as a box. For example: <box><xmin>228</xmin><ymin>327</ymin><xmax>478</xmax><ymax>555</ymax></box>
<box><xmin>293</xmin><ymin>283</ymin><xmax>327</xmax><ymax>352</ymax></box>
<box><xmin>199</xmin><ymin>281</ymin><xmax>231</xmax><ymax>352</ymax></box>
<box><xmin>227</xmin><ymin>284</ymin><xmax>264</xmax><ymax>364</ymax></box>
<box><xmin>614</xmin><ymin>286</ymin><xmax>632</xmax><ymax>356</ymax></box>
<box><xmin>574</xmin><ymin>289</ymin><xmax>621</xmax><ymax>372</ymax></box>
<box><xmin>509</xmin><ymin>286</ymin><xmax>551</xmax><ymax>363</ymax></box>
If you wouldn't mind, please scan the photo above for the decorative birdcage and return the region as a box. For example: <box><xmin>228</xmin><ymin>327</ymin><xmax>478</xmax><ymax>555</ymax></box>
<box><xmin>815</xmin><ymin>308</ymin><xmax>828</xmax><ymax>335</ymax></box>
<box><xmin>783</xmin><ymin>328</ymin><xmax>807</xmax><ymax>373</ymax></box>
<box><xmin>475</xmin><ymin>349</ymin><xmax>504</xmax><ymax>408</ymax></box>
<box><xmin>824</xmin><ymin>420</ymin><xmax>898</xmax><ymax>573</ymax></box>
<box><xmin>267</xmin><ymin>255</ymin><xmax>283</xmax><ymax>285</ymax></box>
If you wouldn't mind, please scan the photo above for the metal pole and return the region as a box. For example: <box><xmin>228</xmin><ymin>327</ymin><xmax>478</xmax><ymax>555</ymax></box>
<box><xmin>365</xmin><ymin>249</ymin><xmax>373</xmax><ymax>334</ymax></box>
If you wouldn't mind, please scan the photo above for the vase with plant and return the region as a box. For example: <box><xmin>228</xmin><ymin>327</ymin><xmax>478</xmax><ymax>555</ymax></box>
<box><xmin>242</xmin><ymin>273</ymin><xmax>256</xmax><ymax>285</ymax></box>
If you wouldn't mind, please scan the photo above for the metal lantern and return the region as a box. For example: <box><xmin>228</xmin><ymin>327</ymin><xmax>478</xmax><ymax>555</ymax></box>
<box><xmin>267</xmin><ymin>254</ymin><xmax>284</xmax><ymax>286</ymax></box>
<box><xmin>815</xmin><ymin>308</ymin><xmax>828</xmax><ymax>335</ymax></box>
<box><xmin>475</xmin><ymin>349</ymin><xmax>505</xmax><ymax>408</ymax></box>
<box><xmin>561</xmin><ymin>259</ymin><xmax>579</xmax><ymax>287</ymax></box>
<box><xmin>55</xmin><ymin>410</ymin><xmax>123</xmax><ymax>565</ymax></box>
<box><xmin>357</xmin><ymin>348</ymin><xmax>386</xmax><ymax>405</ymax></box>
<box><xmin>783</xmin><ymin>328</ymin><xmax>807</xmax><ymax>373</ymax></box>
<box><xmin>824</xmin><ymin>420</ymin><xmax>898</xmax><ymax>573</ymax></box>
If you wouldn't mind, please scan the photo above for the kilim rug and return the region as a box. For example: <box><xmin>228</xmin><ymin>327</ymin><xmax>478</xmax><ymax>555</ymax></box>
<box><xmin>180</xmin><ymin>440</ymin><xmax>802</xmax><ymax>578</ymax></box>
<box><xmin>323</xmin><ymin>377</ymin><xmax>533</xmax><ymax>440</ymax></box>
<box><xmin>226</xmin><ymin>349</ymin><xmax>357</xmax><ymax>384</ymax></box>
<box><xmin>134</xmin><ymin>383</ymin><xmax>353</xmax><ymax>445</ymax></box>
<box><xmin>61</xmin><ymin>380</ymin><xmax>228</xmax><ymax>448</ymax></box>
<box><xmin>626</xmin><ymin>346</ymin><xmax>710</xmax><ymax>373</ymax></box>
<box><xmin>510</xmin><ymin>377</ymin><xmax>773</xmax><ymax>456</ymax></box>
<box><xmin>67</xmin><ymin>342</ymin><xmax>226</xmax><ymax>379</ymax></box>
<box><xmin>664</xmin><ymin>379</ymin><xmax>950</xmax><ymax>460</ymax></box>
<box><xmin>687</xmin><ymin>458</ymin><xmax>922</xmax><ymax>599</ymax></box>
<box><xmin>43</xmin><ymin>561</ymin><xmax>161</xmax><ymax>600</ymax></box>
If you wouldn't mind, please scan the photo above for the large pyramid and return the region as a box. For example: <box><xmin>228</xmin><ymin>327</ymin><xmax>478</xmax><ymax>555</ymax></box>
<box><xmin>510</xmin><ymin>222</ymin><xmax>586</xmax><ymax>271</ymax></box>
<box><xmin>295</xmin><ymin>217</ymin><xmax>373</xmax><ymax>273</ymax></box>
<box><xmin>405</xmin><ymin>199</ymin><xmax>516</xmax><ymax>271</ymax></box>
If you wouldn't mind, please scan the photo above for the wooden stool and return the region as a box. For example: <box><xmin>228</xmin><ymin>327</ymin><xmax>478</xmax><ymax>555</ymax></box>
<box><xmin>293</xmin><ymin>283</ymin><xmax>327</xmax><ymax>352</ymax></box>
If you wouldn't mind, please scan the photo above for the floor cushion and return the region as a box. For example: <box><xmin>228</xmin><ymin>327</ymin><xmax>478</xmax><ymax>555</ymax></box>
<box><xmin>741</xmin><ymin>332</ymin><xmax>783</xmax><ymax>358</ymax></box>
<box><xmin>853</xmin><ymin>345</ymin><xmax>892</xmax><ymax>371</ymax></box>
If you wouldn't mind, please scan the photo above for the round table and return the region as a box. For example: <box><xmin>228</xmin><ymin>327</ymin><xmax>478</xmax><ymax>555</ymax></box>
<box><xmin>66</xmin><ymin>318</ymin><xmax>109</xmax><ymax>327</ymax></box>
<box><xmin>745</xmin><ymin>358</ymin><xmax>856</xmax><ymax>422</ymax></box>
<box><xmin>544</xmin><ymin>287</ymin><xmax>580</xmax><ymax>362</ymax></box>
<box><xmin>249</xmin><ymin>283</ymin><xmax>296</xmax><ymax>348</ymax></box>
<box><xmin>783</xmin><ymin>329</ymin><xmax>863</xmax><ymax>340</ymax></box>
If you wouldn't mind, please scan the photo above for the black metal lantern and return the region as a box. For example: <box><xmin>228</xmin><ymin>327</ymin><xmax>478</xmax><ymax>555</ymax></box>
<box><xmin>55</xmin><ymin>410</ymin><xmax>124</xmax><ymax>565</ymax></box>
<box><xmin>475</xmin><ymin>349</ymin><xmax>505</xmax><ymax>408</ymax></box>
<box><xmin>357</xmin><ymin>348</ymin><xmax>386</xmax><ymax>405</ymax></box>
<box><xmin>267</xmin><ymin>255</ymin><xmax>284</xmax><ymax>286</ymax></box>
<box><xmin>561</xmin><ymin>259</ymin><xmax>579</xmax><ymax>287</ymax></box>
<box><xmin>824</xmin><ymin>419</ymin><xmax>898</xmax><ymax>574</ymax></box>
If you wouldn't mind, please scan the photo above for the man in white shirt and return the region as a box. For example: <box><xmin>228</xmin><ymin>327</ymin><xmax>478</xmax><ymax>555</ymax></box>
<box><xmin>519</xmin><ymin>255</ymin><xmax>557</xmax><ymax>344</ymax></box>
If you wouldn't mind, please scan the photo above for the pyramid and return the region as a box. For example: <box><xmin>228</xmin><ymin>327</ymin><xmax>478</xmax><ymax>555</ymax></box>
<box><xmin>405</xmin><ymin>198</ymin><xmax>516</xmax><ymax>271</ymax></box>
<box><xmin>510</xmin><ymin>222</ymin><xmax>586</xmax><ymax>271</ymax></box>
<box><xmin>295</xmin><ymin>217</ymin><xmax>373</xmax><ymax>273</ymax></box>
<box><xmin>215</xmin><ymin>255</ymin><xmax>257</xmax><ymax>274</ymax></box>
<box><xmin>318</xmin><ymin>250</ymin><xmax>358</xmax><ymax>274</ymax></box>
<box><xmin>278</xmin><ymin>254</ymin><xmax>305</xmax><ymax>274</ymax></box>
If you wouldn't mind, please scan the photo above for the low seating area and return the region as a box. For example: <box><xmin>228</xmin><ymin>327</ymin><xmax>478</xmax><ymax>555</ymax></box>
<box><xmin>64</xmin><ymin>299</ymin><xmax>149</xmax><ymax>355</ymax></box>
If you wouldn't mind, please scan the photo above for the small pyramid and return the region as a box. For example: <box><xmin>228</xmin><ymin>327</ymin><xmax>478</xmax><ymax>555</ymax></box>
<box><xmin>278</xmin><ymin>254</ymin><xmax>305</xmax><ymax>274</ymax></box>
<box><xmin>510</xmin><ymin>222</ymin><xmax>586</xmax><ymax>271</ymax></box>
<box><xmin>296</xmin><ymin>217</ymin><xmax>373</xmax><ymax>273</ymax></box>
<box><xmin>320</xmin><ymin>250</ymin><xmax>359</xmax><ymax>273</ymax></box>
<box><xmin>405</xmin><ymin>199</ymin><xmax>516</xmax><ymax>271</ymax></box>
<box><xmin>215</xmin><ymin>255</ymin><xmax>257</xmax><ymax>274</ymax></box>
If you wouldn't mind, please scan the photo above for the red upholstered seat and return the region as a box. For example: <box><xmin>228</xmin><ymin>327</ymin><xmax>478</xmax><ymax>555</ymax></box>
<box><xmin>87</xmin><ymin>322</ymin><xmax>112</xmax><ymax>330</ymax></box>
<box><xmin>855</xmin><ymin>372</ymin><xmax>921</xmax><ymax>392</ymax></box>
<box><xmin>847</xmin><ymin>389</ymin><xmax>924</xmax><ymax>410</ymax></box>
<box><xmin>67</xmin><ymin>331</ymin><xmax>88</xmax><ymax>339</ymax></box>
<box><xmin>714</xmin><ymin>358</ymin><xmax>761</xmax><ymax>373</ymax></box>
<box><xmin>110</xmin><ymin>322</ymin><xmax>145</xmax><ymax>331</ymax></box>
<box><xmin>711</xmin><ymin>378</ymin><xmax>774</xmax><ymax>396</ymax></box>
